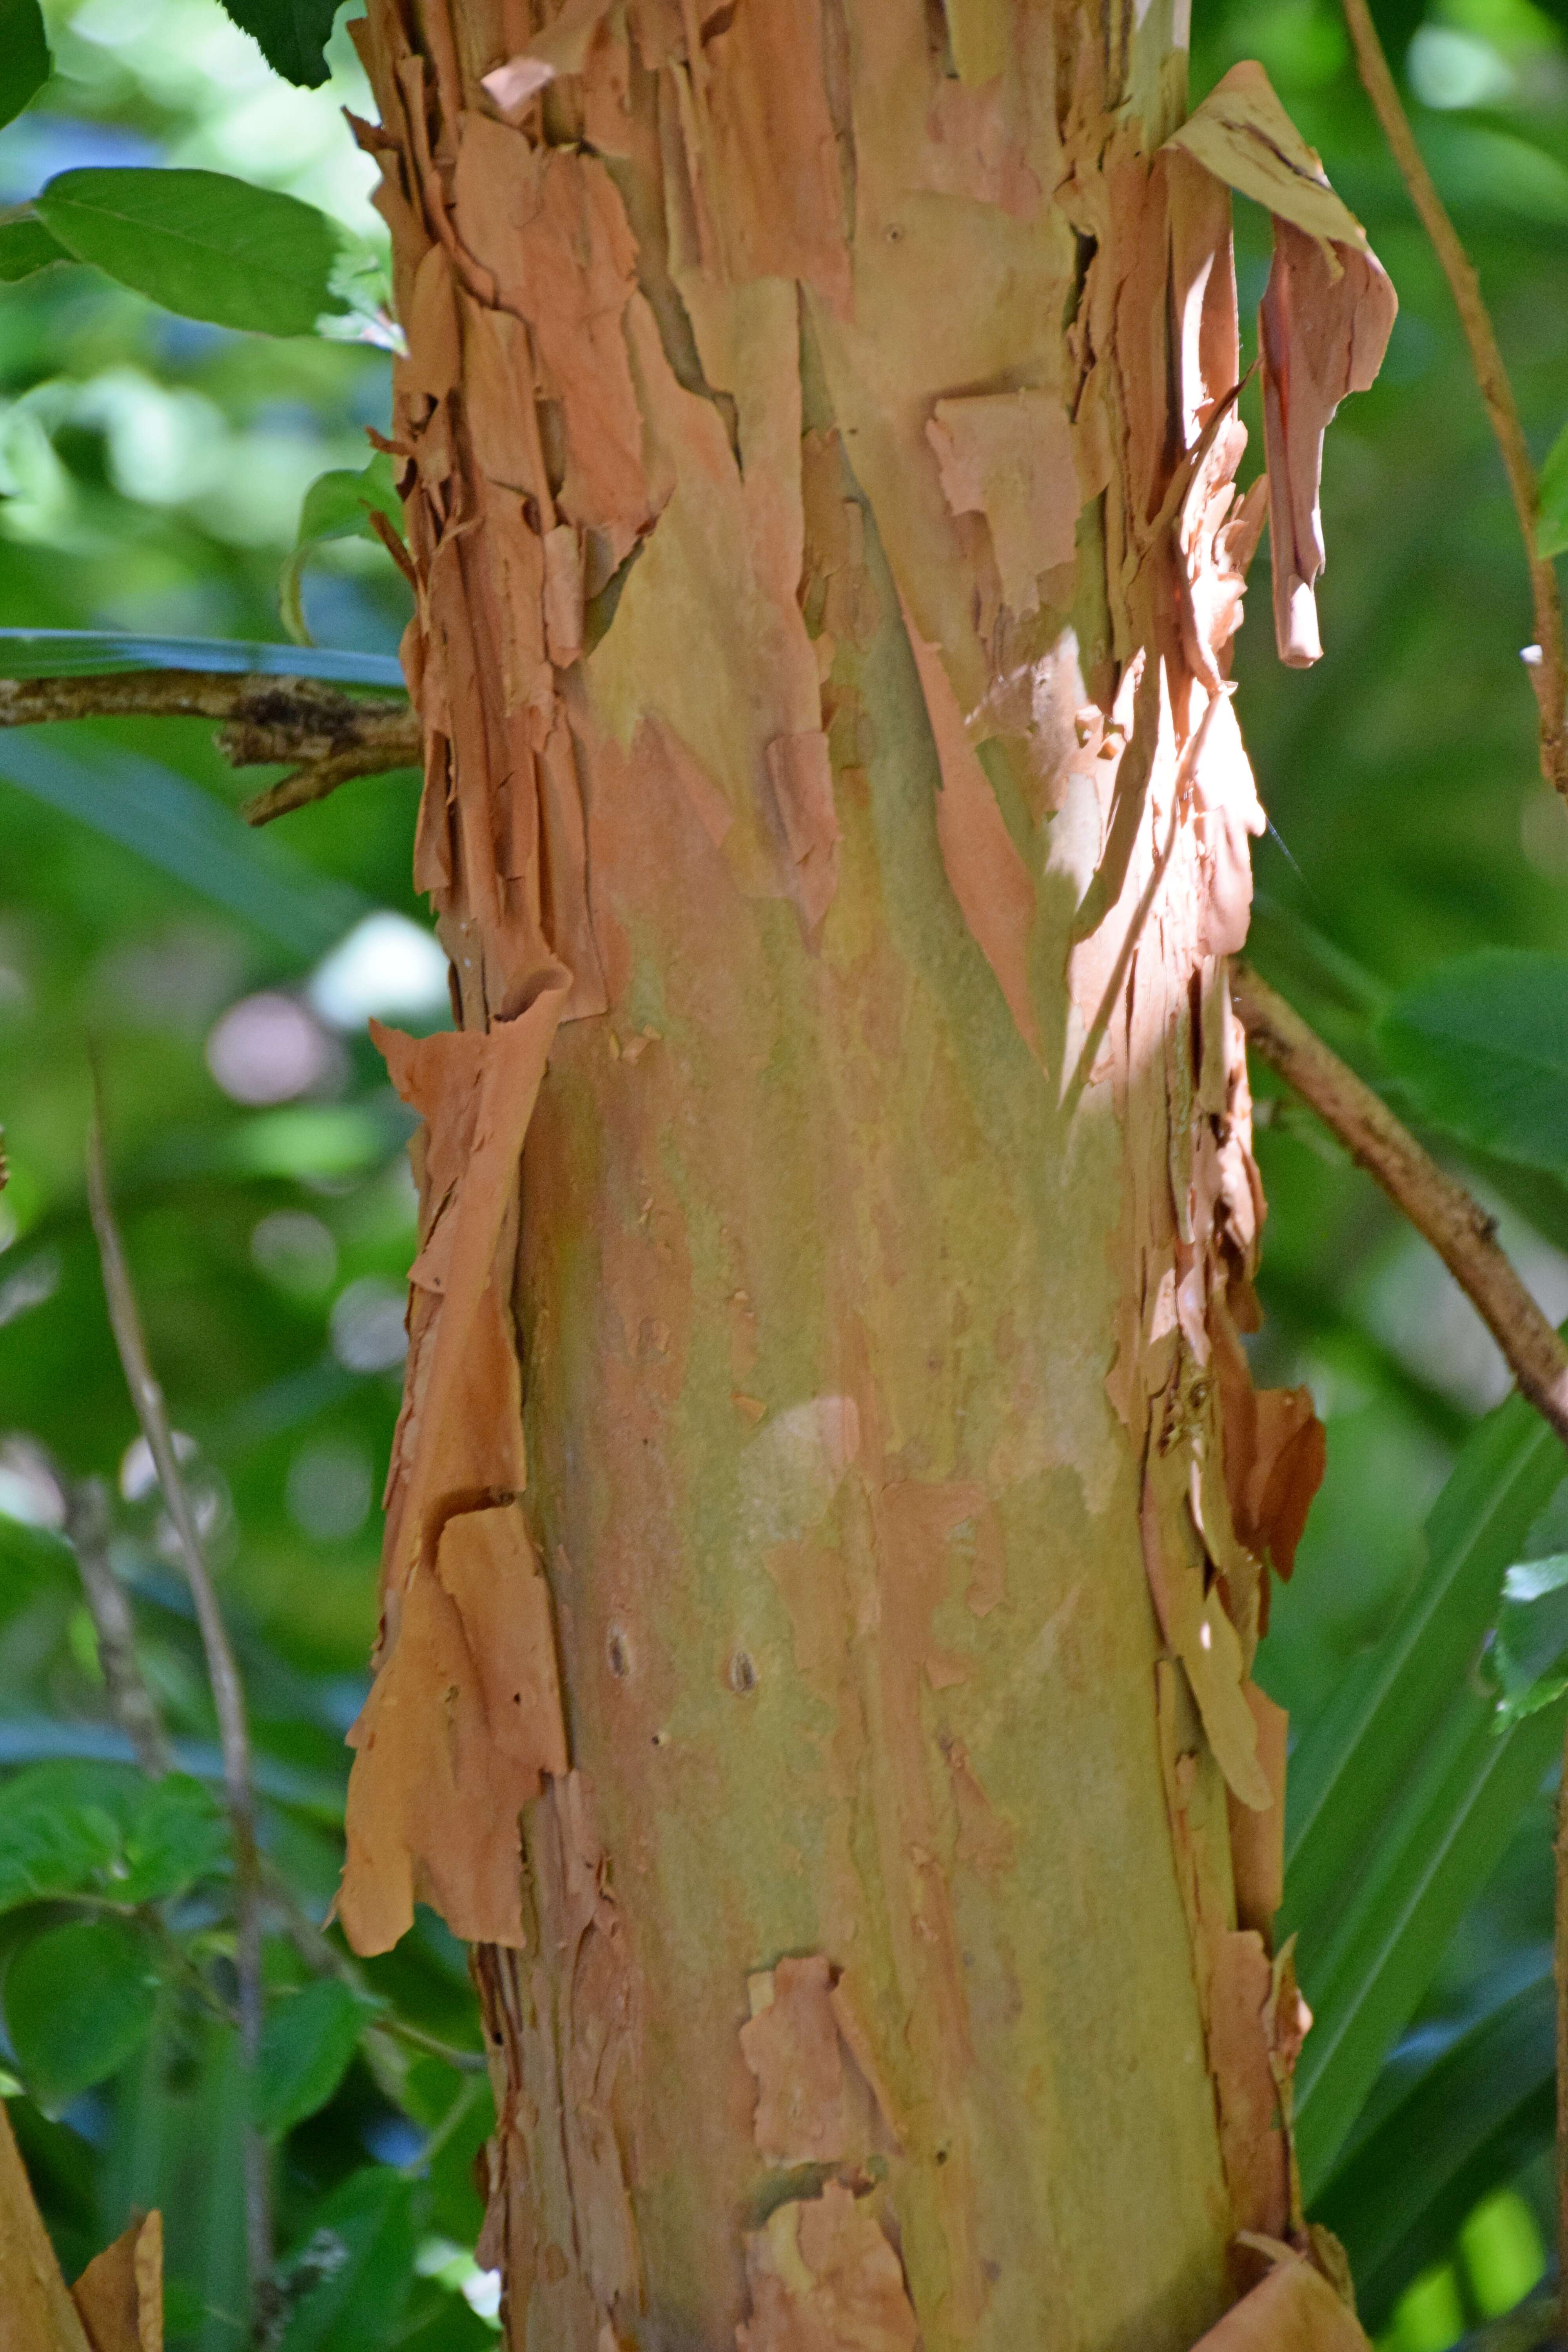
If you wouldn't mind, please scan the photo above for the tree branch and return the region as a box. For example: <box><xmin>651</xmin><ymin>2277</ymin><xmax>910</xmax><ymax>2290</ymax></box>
<box><xmin>0</xmin><ymin>670</ymin><xmax>420</xmax><ymax>828</ymax></box>
<box><xmin>59</xmin><ymin>1470</ymin><xmax>174</xmax><ymax>1782</ymax></box>
<box><xmin>84</xmin><ymin>1081</ymin><xmax>272</xmax><ymax>2298</ymax></box>
<box><xmin>1338</xmin><ymin>0</ymin><xmax>1568</xmax><ymax>799</ymax></box>
<box><xmin>1230</xmin><ymin>962</ymin><xmax>1568</xmax><ymax>1448</ymax></box>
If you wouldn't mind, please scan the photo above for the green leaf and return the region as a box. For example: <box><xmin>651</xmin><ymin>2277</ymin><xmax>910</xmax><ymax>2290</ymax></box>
<box><xmin>116</xmin><ymin>1776</ymin><xmax>230</xmax><ymax>1905</ymax></box>
<box><xmin>253</xmin><ymin>1978</ymin><xmax>375</xmax><ymax>2139</ymax></box>
<box><xmin>274</xmin><ymin>2167</ymin><xmax>417</xmax><ymax>2352</ymax></box>
<box><xmin>299</xmin><ymin>454</ymin><xmax>405</xmax><ymax>551</ymax></box>
<box><xmin>1293</xmin><ymin>1684</ymin><xmax>1566</xmax><ymax>2195</ymax></box>
<box><xmin>5</xmin><ymin>1918</ymin><xmax>159</xmax><ymax>2111</ymax></box>
<box><xmin>1285</xmin><ymin>1386</ymin><xmax>1563</xmax><ymax>1955</ymax></box>
<box><xmin>0</xmin><ymin>729</ymin><xmax>363</xmax><ymax>960</ymax></box>
<box><xmin>1487</xmin><ymin>1553</ymin><xmax>1568</xmax><ymax>1726</ymax></box>
<box><xmin>0</xmin><ymin>0</ymin><xmax>50</xmax><ymax>134</ymax></box>
<box><xmin>214</xmin><ymin>0</ymin><xmax>341</xmax><ymax>89</ymax></box>
<box><xmin>281</xmin><ymin>454</ymin><xmax>406</xmax><ymax>645</ymax></box>
<box><xmin>35</xmin><ymin>168</ymin><xmax>348</xmax><ymax>338</ymax></box>
<box><xmin>0</xmin><ymin>1762</ymin><xmax>229</xmax><ymax>1913</ymax></box>
<box><xmin>0</xmin><ymin>1761</ymin><xmax>125</xmax><ymax>1913</ymax></box>
<box><xmin>0</xmin><ymin>206</ymin><xmax>69</xmax><ymax>283</ymax></box>
<box><xmin>1312</xmin><ymin>1957</ymin><xmax>1554</xmax><ymax>2332</ymax></box>
<box><xmin>1376</xmin><ymin>951</ymin><xmax>1568</xmax><ymax>1175</ymax></box>
<box><xmin>0</xmin><ymin>628</ymin><xmax>405</xmax><ymax>688</ymax></box>
<box><xmin>1537</xmin><ymin>418</ymin><xmax>1568</xmax><ymax>560</ymax></box>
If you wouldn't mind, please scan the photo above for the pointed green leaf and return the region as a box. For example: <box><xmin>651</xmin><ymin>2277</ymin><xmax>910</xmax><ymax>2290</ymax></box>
<box><xmin>253</xmin><ymin>1978</ymin><xmax>375</xmax><ymax>2139</ymax></box>
<box><xmin>1376</xmin><ymin>950</ymin><xmax>1568</xmax><ymax>1175</ymax></box>
<box><xmin>0</xmin><ymin>0</ymin><xmax>50</xmax><ymax>133</ymax></box>
<box><xmin>35</xmin><ymin>167</ymin><xmax>348</xmax><ymax>338</ymax></box>
<box><xmin>5</xmin><ymin>1918</ymin><xmax>159</xmax><ymax>2111</ymax></box>
<box><xmin>297</xmin><ymin>454</ymin><xmax>404</xmax><ymax>551</ymax></box>
<box><xmin>215</xmin><ymin>0</ymin><xmax>341</xmax><ymax>88</ymax></box>
<box><xmin>0</xmin><ymin>206</ymin><xmax>69</xmax><ymax>283</ymax></box>
<box><xmin>1539</xmin><ymin>418</ymin><xmax>1568</xmax><ymax>560</ymax></box>
<box><xmin>281</xmin><ymin>454</ymin><xmax>406</xmax><ymax>644</ymax></box>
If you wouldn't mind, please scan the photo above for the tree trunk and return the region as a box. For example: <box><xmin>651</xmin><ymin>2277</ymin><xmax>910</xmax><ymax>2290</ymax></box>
<box><xmin>334</xmin><ymin>3</ymin><xmax>1346</xmax><ymax>2346</ymax></box>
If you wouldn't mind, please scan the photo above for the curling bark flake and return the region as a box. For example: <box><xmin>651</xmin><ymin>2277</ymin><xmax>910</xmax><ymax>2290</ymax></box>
<box><xmin>336</xmin><ymin>4</ymin><xmax>1390</xmax><ymax>2346</ymax></box>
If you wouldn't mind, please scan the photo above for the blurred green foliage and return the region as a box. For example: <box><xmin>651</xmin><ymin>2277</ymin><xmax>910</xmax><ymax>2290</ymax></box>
<box><xmin>1</xmin><ymin>0</ymin><xmax>1568</xmax><ymax>2346</ymax></box>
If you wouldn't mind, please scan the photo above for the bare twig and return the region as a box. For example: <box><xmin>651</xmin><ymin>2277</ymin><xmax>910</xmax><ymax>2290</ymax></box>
<box><xmin>0</xmin><ymin>670</ymin><xmax>419</xmax><ymax>826</ymax></box>
<box><xmin>1231</xmin><ymin>962</ymin><xmax>1568</xmax><ymax>1446</ymax></box>
<box><xmin>84</xmin><ymin>1079</ymin><xmax>272</xmax><ymax>2298</ymax></box>
<box><xmin>1339</xmin><ymin>0</ymin><xmax>1568</xmax><ymax>799</ymax></box>
<box><xmin>240</xmin><ymin>739</ymin><xmax>418</xmax><ymax>826</ymax></box>
<box><xmin>60</xmin><ymin>1471</ymin><xmax>174</xmax><ymax>1780</ymax></box>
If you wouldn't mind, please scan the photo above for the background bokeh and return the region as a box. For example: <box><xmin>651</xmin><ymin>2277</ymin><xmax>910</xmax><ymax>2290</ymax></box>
<box><xmin>1</xmin><ymin>1</ymin><xmax>1567</xmax><ymax>2345</ymax></box>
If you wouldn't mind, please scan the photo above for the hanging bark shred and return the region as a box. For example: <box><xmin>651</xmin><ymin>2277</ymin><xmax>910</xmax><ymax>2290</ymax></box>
<box><xmin>0</xmin><ymin>2102</ymin><xmax>162</xmax><ymax>2352</ymax></box>
<box><xmin>70</xmin><ymin>2216</ymin><xmax>163</xmax><ymax>2352</ymax></box>
<box><xmin>1166</xmin><ymin>62</ymin><xmax>1397</xmax><ymax>666</ymax></box>
<box><xmin>342</xmin><ymin>1</ymin><xmax>1390</xmax><ymax>2340</ymax></box>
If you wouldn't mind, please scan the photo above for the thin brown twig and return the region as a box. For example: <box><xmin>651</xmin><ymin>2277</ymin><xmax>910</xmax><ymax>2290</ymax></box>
<box><xmin>1231</xmin><ymin>963</ymin><xmax>1568</xmax><ymax>1446</ymax></box>
<box><xmin>83</xmin><ymin>1077</ymin><xmax>272</xmax><ymax>2300</ymax></box>
<box><xmin>58</xmin><ymin>1469</ymin><xmax>174</xmax><ymax>1780</ymax></box>
<box><xmin>1339</xmin><ymin>0</ymin><xmax>1568</xmax><ymax>799</ymax></box>
<box><xmin>0</xmin><ymin>670</ymin><xmax>420</xmax><ymax>826</ymax></box>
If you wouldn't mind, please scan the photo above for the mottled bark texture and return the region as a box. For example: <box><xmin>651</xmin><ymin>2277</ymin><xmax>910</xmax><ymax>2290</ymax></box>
<box><xmin>333</xmin><ymin>3</ymin><xmax>1387</xmax><ymax>2346</ymax></box>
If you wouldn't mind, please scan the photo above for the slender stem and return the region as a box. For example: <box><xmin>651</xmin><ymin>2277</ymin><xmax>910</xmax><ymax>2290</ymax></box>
<box><xmin>60</xmin><ymin>1470</ymin><xmax>174</xmax><ymax>1780</ymax></box>
<box><xmin>1231</xmin><ymin>962</ymin><xmax>1568</xmax><ymax>1448</ymax></box>
<box><xmin>1338</xmin><ymin>0</ymin><xmax>1568</xmax><ymax>799</ymax></box>
<box><xmin>84</xmin><ymin>1079</ymin><xmax>272</xmax><ymax>2298</ymax></box>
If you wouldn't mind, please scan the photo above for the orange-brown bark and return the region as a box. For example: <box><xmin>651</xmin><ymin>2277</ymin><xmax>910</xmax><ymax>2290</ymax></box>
<box><xmin>336</xmin><ymin>2</ymin><xmax>1389</xmax><ymax>2344</ymax></box>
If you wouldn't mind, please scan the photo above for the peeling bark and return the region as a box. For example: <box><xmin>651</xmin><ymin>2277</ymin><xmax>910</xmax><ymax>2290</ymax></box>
<box><xmin>338</xmin><ymin>2</ymin><xmax>1391</xmax><ymax>2344</ymax></box>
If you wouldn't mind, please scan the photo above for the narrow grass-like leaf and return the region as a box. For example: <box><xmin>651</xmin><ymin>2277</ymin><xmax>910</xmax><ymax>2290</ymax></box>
<box><xmin>1294</xmin><ymin>1683</ymin><xmax>1566</xmax><ymax>2193</ymax></box>
<box><xmin>1376</xmin><ymin>950</ymin><xmax>1568</xmax><ymax>1175</ymax></box>
<box><xmin>0</xmin><ymin>628</ymin><xmax>405</xmax><ymax>688</ymax></box>
<box><xmin>1312</xmin><ymin>1956</ymin><xmax>1554</xmax><ymax>2331</ymax></box>
<box><xmin>36</xmin><ymin>167</ymin><xmax>347</xmax><ymax>338</ymax></box>
<box><xmin>0</xmin><ymin>728</ymin><xmax>361</xmax><ymax>956</ymax></box>
<box><xmin>1285</xmin><ymin>1387</ymin><xmax>1562</xmax><ymax>1956</ymax></box>
<box><xmin>0</xmin><ymin>0</ymin><xmax>51</xmax><ymax>133</ymax></box>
